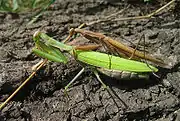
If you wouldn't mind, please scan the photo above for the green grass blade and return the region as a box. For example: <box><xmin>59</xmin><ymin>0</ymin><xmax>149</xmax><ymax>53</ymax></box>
<box><xmin>0</xmin><ymin>1</ymin><xmax>12</xmax><ymax>12</ymax></box>
<box><xmin>0</xmin><ymin>0</ymin><xmax>56</xmax><ymax>13</ymax></box>
<box><xmin>12</xmin><ymin>0</ymin><xmax>19</xmax><ymax>12</ymax></box>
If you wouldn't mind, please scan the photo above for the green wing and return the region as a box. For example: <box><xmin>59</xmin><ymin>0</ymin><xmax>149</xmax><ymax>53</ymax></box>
<box><xmin>75</xmin><ymin>50</ymin><xmax>158</xmax><ymax>73</ymax></box>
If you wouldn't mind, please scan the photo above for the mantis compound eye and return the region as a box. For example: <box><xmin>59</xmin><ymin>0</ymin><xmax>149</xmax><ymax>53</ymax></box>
<box><xmin>33</xmin><ymin>30</ymin><xmax>41</xmax><ymax>38</ymax></box>
<box><xmin>69</xmin><ymin>28</ymin><xmax>75</xmax><ymax>36</ymax></box>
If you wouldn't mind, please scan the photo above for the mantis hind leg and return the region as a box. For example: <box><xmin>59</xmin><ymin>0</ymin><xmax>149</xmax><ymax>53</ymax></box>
<box><xmin>93</xmin><ymin>69</ymin><xmax>108</xmax><ymax>89</ymax></box>
<box><xmin>129</xmin><ymin>34</ymin><xmax>145</xmax><ymax>60</ymax></box>
<box><xmin>93</xmin><ymin>69</ymin><xmax>128</xmax><ymax>109</ymax></box>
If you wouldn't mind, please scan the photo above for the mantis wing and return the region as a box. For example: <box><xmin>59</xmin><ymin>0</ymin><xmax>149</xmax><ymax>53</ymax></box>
<box><xmin>74</xmin><ymin>50</ymin><xmax>158</xmax><ymax>73</ymax></box>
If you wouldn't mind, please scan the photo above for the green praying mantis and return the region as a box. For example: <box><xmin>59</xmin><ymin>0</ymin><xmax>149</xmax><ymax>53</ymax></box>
<box><xmin>32</xmin><ymin>30</ymin><xmax>158</xmax><ymax>93</ymax></box>
<box><xmin>0</xmin><ymin>0</ymin><xmax>176</xmax><ymax>111</ymax></box>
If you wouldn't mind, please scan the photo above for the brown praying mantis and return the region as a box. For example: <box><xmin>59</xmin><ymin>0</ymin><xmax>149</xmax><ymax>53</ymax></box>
<box><xmin>63</xmin><ymin>26</ymin><xmax>171</xmax><ymax>70</ymax></box>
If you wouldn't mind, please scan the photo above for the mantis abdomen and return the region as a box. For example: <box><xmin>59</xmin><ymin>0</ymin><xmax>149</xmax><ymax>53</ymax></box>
<box><xmin>97</xmin><ymin>68</ymin><xmax>149</xmax><ymax>80</ymax></box>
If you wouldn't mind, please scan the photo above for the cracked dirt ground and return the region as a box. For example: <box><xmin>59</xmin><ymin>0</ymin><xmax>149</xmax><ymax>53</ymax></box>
<box><xmin>1</xmin><ymin>0</ymin><xmax>180</xmax><ymax>120</ymax></box>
